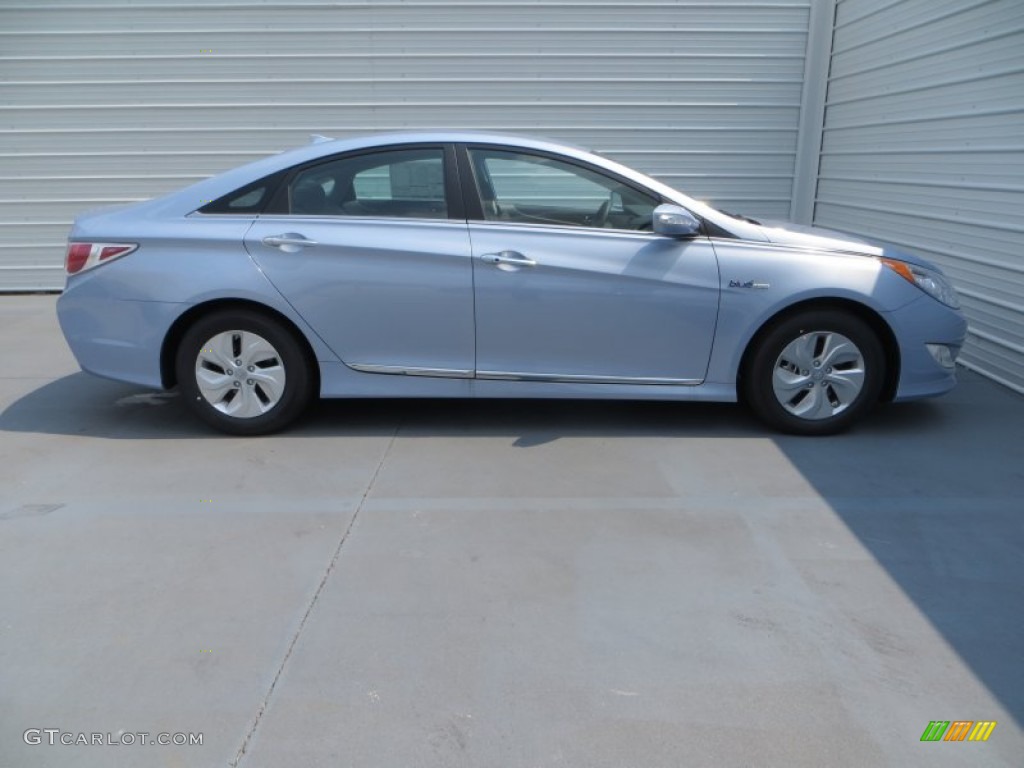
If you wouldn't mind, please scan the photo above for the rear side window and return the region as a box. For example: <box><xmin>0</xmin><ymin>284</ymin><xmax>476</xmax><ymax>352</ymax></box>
<box><xmin>198</xmin><ymin>173</ymin><xmax>283</xmax><ymax>215</ymax></box>
<box><xmin>284</xmin><ymin>148</ymin><xmax>447</xmax><ymax>219</ymax></box>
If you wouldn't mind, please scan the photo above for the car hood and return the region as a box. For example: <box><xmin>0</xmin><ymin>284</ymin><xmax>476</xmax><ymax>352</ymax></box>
<box><xmin>753</xmin><ymin>219</ymin><xmax>936</xmax><ymax>269</ymax></box>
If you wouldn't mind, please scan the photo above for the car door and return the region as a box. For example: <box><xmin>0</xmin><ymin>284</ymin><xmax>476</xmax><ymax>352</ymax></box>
<box><xmin>244</xmin><ymin>145</ymin><xmax>475</xmax><ymax>376</ymax></box>
<box><xmin>463</xmin><ymin>145</ymin><xmax>720</xmax><ymax>383</ymax></box>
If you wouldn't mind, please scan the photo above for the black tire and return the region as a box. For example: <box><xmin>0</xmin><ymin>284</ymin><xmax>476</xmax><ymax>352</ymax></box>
<box><xmin>175</xmin><ymin>309</ymin><xmax>314</xmax><ymax>435</ymax></box>
<box><xmin>743</xmin><ymin>309</ymin><xmax>885</xmax><ymax>436</ymax></box>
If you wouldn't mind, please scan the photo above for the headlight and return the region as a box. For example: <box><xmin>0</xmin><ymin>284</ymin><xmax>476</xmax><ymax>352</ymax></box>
<box><xmin>879</xmin><ymin>258</ymin><xmax>960</xmax><ymax>309</ymax></box>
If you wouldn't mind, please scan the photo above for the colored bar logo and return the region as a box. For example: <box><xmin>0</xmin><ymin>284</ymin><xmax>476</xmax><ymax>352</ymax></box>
<box><xmin>921</xmin><ymin>721</ymin><xmax>997</xmax><ymax>742</ymax></box>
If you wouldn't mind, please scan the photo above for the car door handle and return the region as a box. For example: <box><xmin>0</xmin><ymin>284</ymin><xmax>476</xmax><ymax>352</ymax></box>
<box><xmin>262</xmin><ymin>234</ymin><xmax>319</xmax><ymax>248</ymax></box>
<box><xmin>480</xmin><ymin>251</ymin><xmax>536</xmax><ymax>267</ymax></box>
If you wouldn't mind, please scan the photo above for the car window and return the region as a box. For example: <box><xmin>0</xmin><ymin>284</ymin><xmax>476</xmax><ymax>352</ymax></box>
<box><xmin>199</xmin><ymin>176</ymin><xmax>280</xmax><ymax>214</ymax></box>
<box><xmin>287</xmin><ymin>148</ymin><xmax>447</xmax><ymax>219</ymax></box>
<box><xmin>467</xmin><ymin>148</ymin><xmax>658</xmax><ymax>231</ymax></box>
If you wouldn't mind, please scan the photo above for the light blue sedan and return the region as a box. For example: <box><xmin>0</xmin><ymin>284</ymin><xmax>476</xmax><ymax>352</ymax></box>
<box><xmin>57</xmin><ymin>132</ymin><xmax>966</xmax><ymax>435</ymax></box>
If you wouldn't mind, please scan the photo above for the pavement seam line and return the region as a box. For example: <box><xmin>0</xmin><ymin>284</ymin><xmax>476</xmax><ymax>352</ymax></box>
<box><xmin>230</xmin><ymin>425</ymin><xmax>401</xmax><ymax>767</ymax></box>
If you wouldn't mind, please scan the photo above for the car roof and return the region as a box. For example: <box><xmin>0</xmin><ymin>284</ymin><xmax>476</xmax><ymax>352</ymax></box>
<box><xmin>139</xmin><ymin>132</ymin><xmax>594</xmax><ymax>216</ymax></box>
<box><xmin>317</xmin><ymin>130</ymin><xmax>592</xmax><ymax>154</ymax></box>
<box><xmin>127</xmin><ymin>131</ymin><xmax>765</xmax><ymax>242</ymax></box>
<box><xmin>269</xmin><ymin>131</ymin><xmax>602</xmax><ymax>180</ymax></box>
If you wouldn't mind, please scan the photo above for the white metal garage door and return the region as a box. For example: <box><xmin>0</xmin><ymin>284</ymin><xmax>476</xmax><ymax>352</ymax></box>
<box><xmin>0</xmin><ymin>0</ymin><xmax>812</xmax><ymax>291</ymax></box>
<box><xmin>813</xmin><ymin>0</ymin><xmax>1024</xmax><ymax>393</ymax></box>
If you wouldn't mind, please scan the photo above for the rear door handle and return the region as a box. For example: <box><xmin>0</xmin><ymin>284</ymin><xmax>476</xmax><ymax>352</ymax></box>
<box><xmin>262</xmin><ymin>233</ymin><xmax>319</xmax><ymax>249</ymax></box>
<box><xmin>480</xmin><ymin>250</ymin><xmax>537</xmax><ymax>268</ymax></box>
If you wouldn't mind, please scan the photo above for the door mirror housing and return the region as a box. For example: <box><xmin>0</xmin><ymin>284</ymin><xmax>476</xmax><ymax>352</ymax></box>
<box><xmin>652</xmin><ymin>204</ymin><xmax>701</xmax><ymax>238</ymax></box>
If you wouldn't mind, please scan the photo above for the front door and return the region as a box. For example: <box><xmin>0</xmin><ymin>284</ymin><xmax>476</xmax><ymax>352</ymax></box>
<box><xmin>465</xmin><ymin>146</ymin><xmax>720</xmax><ymax>383</ymax></box>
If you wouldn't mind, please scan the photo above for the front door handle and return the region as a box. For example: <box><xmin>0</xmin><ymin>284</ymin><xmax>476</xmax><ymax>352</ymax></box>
<box><xmin>262</xmin><ymin>233</ymin><xmax>319</xmax><ymax>249</ymax></box>
<box><xmin>480</xmin><ymin>250</ymin><xmax>537</xmax><ymax>268</ymax></box>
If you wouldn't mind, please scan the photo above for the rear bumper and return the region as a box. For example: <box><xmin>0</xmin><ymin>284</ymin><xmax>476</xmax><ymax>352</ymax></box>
<box><xmin>887</xmin><ymin>295</ymin><xmax>968</xmax><ymax>401</ymax></box>
<box><xmin>57</xmin><ymin>287</ymin><xmax>182</xmax><ymax>389</ymax></box>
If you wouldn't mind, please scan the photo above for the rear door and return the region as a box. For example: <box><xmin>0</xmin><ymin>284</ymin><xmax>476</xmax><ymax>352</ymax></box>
<box><xmin>244</xmin><ymin>145</ymin><xmax>476</xmax><ymax>376</ymax></box>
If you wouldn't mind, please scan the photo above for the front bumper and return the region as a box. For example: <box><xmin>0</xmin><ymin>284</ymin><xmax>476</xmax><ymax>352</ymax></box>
<box><xmin>887</xmin><ymin>295</ymin><xmax>968</xmax><ymax>401</ymax></box>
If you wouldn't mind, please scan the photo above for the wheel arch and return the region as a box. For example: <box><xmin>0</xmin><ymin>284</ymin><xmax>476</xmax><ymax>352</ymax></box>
<box><xmin>160</xmin><ymin>298</ymin><xmax>320</xmax><ymax>391</ymax></box>
<box><xmin>737</xmin><ymin>297</ymin><xmax>901</xmax><ymax>404</ymax></box>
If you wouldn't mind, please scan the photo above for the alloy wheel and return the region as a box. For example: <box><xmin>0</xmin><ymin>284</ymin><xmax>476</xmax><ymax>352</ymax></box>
<box><xmin>194</xmin><ymin>330</ymin><xmax>287</xmax><ymax>418</ymax></box>
<box><xmin>771</xmin><ymin>330</ymin><xmax>866</xmax><ymax>420</ymax></box>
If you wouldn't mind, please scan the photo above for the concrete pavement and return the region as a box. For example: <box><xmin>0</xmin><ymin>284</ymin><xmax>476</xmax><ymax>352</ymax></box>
<box><xmin>1</xmin><ymin>294</ymin><xmax>1021</xmax><ymax>767</ymax></box>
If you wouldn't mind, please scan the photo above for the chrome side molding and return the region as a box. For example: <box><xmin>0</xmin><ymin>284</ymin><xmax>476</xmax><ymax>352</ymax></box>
<box><xmin>477</xmin><ymin>370</ymin><xmax>701</xmax><ymax>385</ymax></box>
<box><xmin>350</xmin><ymin>363</ymin><xmax>701</xmax><ymax>386</ymax></box>
<box><xmin>349</xmin><ymin>363</ymin><xmax>473</xmax><ymax>379</ymax></box>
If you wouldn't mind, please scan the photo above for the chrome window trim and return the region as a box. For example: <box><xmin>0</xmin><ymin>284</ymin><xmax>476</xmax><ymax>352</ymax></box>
<box><xmin>252</xmin><ymin>213</ymin><xmax>462</xmax><ymax>225</ymax></box>
<box><xmin>466</xmin><ymin>219</ymin><xmax>670</xmax><ymax>239</ymax></box>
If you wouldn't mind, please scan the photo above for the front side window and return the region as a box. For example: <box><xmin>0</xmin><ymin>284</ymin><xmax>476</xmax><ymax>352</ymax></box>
<box><xmin>468</xmin><ymin>148</ymin><xmax>659</xmax><ymax>231</ymax></box>
<box><xmin>287</xmin><ymin>148</ymin><xmax>447</xmax><ymax>219</ymax></box>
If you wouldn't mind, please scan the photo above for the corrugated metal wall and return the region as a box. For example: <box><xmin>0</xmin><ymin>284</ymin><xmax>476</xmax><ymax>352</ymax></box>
<box><xmin>0</xmin><ymin>0</ymin><xmax>811</xmax><ymax>291</ymax></box>
<box><xmin>814</xmin><ymin>0</ymin><xmax>1024</xmax><ymax>393</ymax></box>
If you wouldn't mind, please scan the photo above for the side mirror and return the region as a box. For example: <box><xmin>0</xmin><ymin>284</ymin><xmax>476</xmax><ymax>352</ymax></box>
<box><xmin>652</xmin><ymin>204</ymin><xmax>701</xmax><ymax>238</ymax></box>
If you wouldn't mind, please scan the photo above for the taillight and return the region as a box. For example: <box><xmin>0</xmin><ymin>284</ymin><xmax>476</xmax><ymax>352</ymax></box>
<box><xmin>65</xmin><ymin>242</ymin><xmax>137</xmax><ymax>275</ymax></box>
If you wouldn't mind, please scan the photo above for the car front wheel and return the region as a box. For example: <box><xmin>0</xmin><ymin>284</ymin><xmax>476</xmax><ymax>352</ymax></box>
<box><xmin>744</xmin><ymin>310</ymin><xmax>885</xmax><ymax>436</ymax></box>
<box><xmin>176</xmin><ymin>310</ymin><xmax>313</xmax><ymax>435</ymax></box>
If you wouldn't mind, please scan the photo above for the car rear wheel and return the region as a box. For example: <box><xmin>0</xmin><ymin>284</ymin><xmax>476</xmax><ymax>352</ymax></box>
<box><xmin>744</xmin><ymin>310</ymin><xmax>885</xmax><ymax>435</ymax></box>
<box><xmin>176</xmin><ymin>310</ymin><xmax>313</xmax><ymax>435</ymax></box>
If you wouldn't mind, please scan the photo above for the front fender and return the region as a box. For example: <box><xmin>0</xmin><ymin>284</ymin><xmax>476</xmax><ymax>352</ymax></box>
<box><xmin>705</xmin><ymin>240</ymin><xmax>920</xmax><ymax>386</ymax></box>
